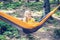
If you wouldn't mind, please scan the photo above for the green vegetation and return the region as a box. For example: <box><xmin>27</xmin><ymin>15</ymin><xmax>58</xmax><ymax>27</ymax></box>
<box><xmin>0</xmin><ymin>35</ymin><xmax>7</xmax><ymax>40</ymax></box>
<box><xmin>52</xmin><ymin>11</ymin><xmax>60</xmax><ymax>20</ymax></box>
<box><xmin>0</xmin><ymin>20</ymin><xmax>36</xmax><ymax>40</ymax></box>
<box><xmin>0</xmin><ymin>2</ymin><xmax>22</xmax><ymax>10</ymax></box>
<box><xmin>27</xmin><ymin>34</ymin><xmax>35</xmax><ymax>40</ymax></box>
<box><xmin>0</xmin><ymin>1</ymin><xmax>43</xmax><ymax>11</ymax></box>
<box><xmin>24</xmin><ymin>2</ymin><xmax>43</xmax><ymax>11</ymax></box>
<box><xmin>50</xmin><ymin>0</ymin><xmax>55</xmax><ymax>4</ymax></box>
<box><xmin>55</xmin><ymin>11</ymin><xmax>60</xmax><ymax>16</ymax></box>
<box><xmin>0</xmin><ymin>0</ymin><xmax>58</xmax><ymax>11</ymax></box>
<box><xmin>0</xmin><ymin>2</ymin><xmax>4</xmax><ymax>9</ymax></box>
<box><xmin>0</xmin><ymin>20</ymin><xmax>20</xmax><ymax>39</ymax></box>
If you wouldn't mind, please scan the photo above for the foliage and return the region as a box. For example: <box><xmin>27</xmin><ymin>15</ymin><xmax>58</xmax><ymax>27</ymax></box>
<box><xmin>0</xmin><ymin>2</ymin><xmax>4</xmax><ymax>9</ymax></box>
<box><xmin>5</xmin><ymin>2</ymin><xmax>22</xmax><ymax>10</ymax></box>
<box><xmin>49</xmin><ymin>0</ymin><xmax>55</xmax><ymax>4</ymax></box>
<box><xmin>27</xmin><ymin>34</ymin><xmax>35</xmax><ymax>40</ymax></box>
<box><xmin>35</xmin><ymin>17</ymin><xmax>40</xmax><ymax>21</ymax></box>
<box><xmin>24</xmin><ymin>2</ymin><xmax>43</xmax><ymax>11</ymax></box>
<box><xmin>0</xmin><ymin>35</ymin><xmax>7</xmax><ymax>40</ymax></box>
<box><xmin>0</xmin><ymin>20</ymin><xmax>9</xmax><ymax>34</ymax></box>
<box><xmin>0</xmin><ymin>2</ymin><xmax>22</xmax><ymax>10</ymax></box>
<box><xmin>0</xmin><ymin>20</ymin><xmax>20</xmax><ymax>38</ymax></box>
<box><xmin>0</xmin><ymin>0</ymin><xmax>58</xmax><ymax>11</ymax></box>
<box><xmin>55</xmin><ymin>11</ymin><xmax>60</xmax><ymax>16</ymax></box>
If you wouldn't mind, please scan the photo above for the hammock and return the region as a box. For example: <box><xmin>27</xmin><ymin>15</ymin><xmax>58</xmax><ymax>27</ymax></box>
<box><xmin>0</xmin><ymin>5</ymin><xmax>60</xmax><ymax>33</ymax></box>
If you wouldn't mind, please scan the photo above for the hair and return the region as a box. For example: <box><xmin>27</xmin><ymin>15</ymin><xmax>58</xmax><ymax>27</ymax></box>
<box><xmin>24</xmin><ymin>10</ymin><xmax>32</xmax><ymax>17</ymax></box>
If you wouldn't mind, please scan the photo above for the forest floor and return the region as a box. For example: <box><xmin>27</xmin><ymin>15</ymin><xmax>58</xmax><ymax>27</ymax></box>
<box><xmin>20</xmin><ymin>20</ymin><xmax>60</xmax><ymax>40</ymax></box>
<box><xmin>5</xmin><ymin>19</ymin><xmax>60</xmax><ymax>40</ymax></box>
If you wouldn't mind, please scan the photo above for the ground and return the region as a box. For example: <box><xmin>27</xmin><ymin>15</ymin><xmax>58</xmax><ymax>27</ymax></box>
<box><xmin>5</xmin><ymin>19</ymin><xmax>60</xmax><ymax>40</ymax></box>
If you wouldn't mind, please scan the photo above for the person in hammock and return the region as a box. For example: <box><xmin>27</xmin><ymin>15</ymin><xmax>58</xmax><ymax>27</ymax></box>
<box><xmin>23</xmin><ymin>10</ymin><xmax>45</xmax><ymax>33</ymax></box>
<box><xmin>23</xmin><ymin>10</ymin><xmax>35</xmax><ymax>23</ymax></box>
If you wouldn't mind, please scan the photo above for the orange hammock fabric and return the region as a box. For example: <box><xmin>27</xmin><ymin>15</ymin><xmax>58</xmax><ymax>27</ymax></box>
<box><xmin>0</xmin><ymin>5</ymin><xmax>60</xmax><ymax>29</ymax></box>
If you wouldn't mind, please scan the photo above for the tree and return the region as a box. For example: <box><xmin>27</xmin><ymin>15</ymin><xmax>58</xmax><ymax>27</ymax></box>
<box><xmin>35</xmin><ymin>0</ymin><xmax>39</xmax><ymax>2</ymax></box>
<box><xmin>44</xmin><ymin>0</ymin><xmax>53</xmax><ymax>20</ymax></box>
<box><xmin>44</xmin><ymin>0</ymin><xmax>50</xmax><ymax>14</ymax></box>
<box><xmin>57</xmin><ymin>0</ymin><xmax>60</xmax><ymax>10</ymax></box>
<box><xmin>57</xmin><ymin>0</ymin><xmax>59</xmax><ymax>5</ymax></box>
<box><xmin>27</xmin><ymin>0</ymin><xmax>29</xmax><ymax>2</ymax></box>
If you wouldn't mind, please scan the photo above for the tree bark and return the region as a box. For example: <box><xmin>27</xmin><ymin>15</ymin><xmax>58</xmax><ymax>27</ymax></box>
<box><xmin>57</xmin><ymin>0</ymin><xmax>60</xmax><ymax>10</ymax></box>
<box><xmin>35</xmin><ymin>0</ymin><xmax>39</xmax><ymax>2</ymax></box>
<box><xmin>44</xmin><ymin>0</ymin><xmax>53</xmax><ymax>20</ymax></box>
<box><xmin>57</xmin><ymin>0</ymin><xmax>59</xmax><ymax>5</ymax></box>
<box><xmin>44</xmin><ymin>0</ymin><xmax>50</xmax><ymax>14</ymax></box>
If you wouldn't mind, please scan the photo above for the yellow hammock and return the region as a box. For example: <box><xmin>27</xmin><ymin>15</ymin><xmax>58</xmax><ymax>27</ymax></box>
<box><xmin>0</xmin><ymin>5</ymin><xmax>60</xmax><ymax>33</ymax></box>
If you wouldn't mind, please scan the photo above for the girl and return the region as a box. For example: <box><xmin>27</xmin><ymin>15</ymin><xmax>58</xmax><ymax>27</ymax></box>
<box><xmin>23</xmin><ymin>10</ymin><xmax>35</xmax><ymax>23</ymax></box>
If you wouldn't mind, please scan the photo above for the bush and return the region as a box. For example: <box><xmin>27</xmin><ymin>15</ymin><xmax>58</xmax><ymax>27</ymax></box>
<box><xmin>0</xmin><ymin>20</ymin><xmax>20</xmax><ymax>38</ymax></box>
<box><xmin>0</xmin><ymin>2</ymin><xmax>4</xmax><ymax>9</ymax></box>
<box><xmin>0</xmin><ymin>1</ymin><xmax>43</xmax><ymax>11</ymax></box>
<box><xmin>5</xmin><ymin>2</ymin><xmax>22</xmax><ymax>9</ymax></box>
<box><xmin>56</xmin><ymin>11</ymin><xmax>60</xmax><ymax>16</ymax></box>
<box><xmin>25</xmin><ymin>34</ymin><xmax>35</xmax><ymax>40</ymax></box>
<box><xmin>0</xmin><ymin>20</ymin><xmax>8</xmax><ymax>34</ymax></box>
<box><xmin>24</xmin><ymin>2</ymin><xmax>43</xmax><ymax>11</ymax></box>
<box><xmin>0</xmin><ymin>35</ymin><xmax>7</xmax><ymax>40</ymax></box>
<box><xmin>50</xmin><ymin>0</ymin><xmax>55</xmax><ymax>4</ymax></box>
<box><xmin>0</xmin><ymin>2</ymin><xmax>22</xmax><ymax>10</ymax></box>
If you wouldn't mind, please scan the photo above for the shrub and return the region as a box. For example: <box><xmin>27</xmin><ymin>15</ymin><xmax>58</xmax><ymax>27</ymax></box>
<box><xmin>27</xmin><ymin>34</ymin><xmax>35</xmax><ymax>40</ymax></box>
<box><xmin>5</xmin><ymin>2</ymin><xmax>22</xmax><ymax>10</ymax></box>
<box><xmin>0</xmin><ymin>35</ymin><xmax>7</xmax><ymax>40</ymax></box>
<box><xmin>0</xmin><ymin>20</ymin><xmax>20</xmax><ymax>38</ymax></box>
<box><xmin>0</xmin><ymin>2</ymin><xmax>4</xmax><ymax>9</ymax></box>
<box><xmin>0</xmin><ymin>1</ymin><xmax>22</xmax><ymax>10</ymax></box>
<box><xmin>24</xmin><ymin>2</ymin><xmax>43</xmax><ymax>11</ymax></box>
<box><xmin>50</xmin><ymin>0</ymin><xmax>55</xmax><ymax>4</ymax></box>
<box><xmin>0</xmin><ymin>20</ymin><xmax>8</xmax><ymax>34</ymax></box>
<box><xmin>56</xmin><ymin>12</ymin><xmax>60</xmax><ymax>16</ymax></box>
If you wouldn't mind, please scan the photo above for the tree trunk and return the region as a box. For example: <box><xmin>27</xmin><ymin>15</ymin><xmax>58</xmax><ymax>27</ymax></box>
<box><xmin>57</xmin><ymin>0</ymin><xmax>59</xmax><ymax>5</ymax></box>
<box><xmin>35</xmin><ymin>0</ymin><xmax>39</xmax><ymax>2</ymax></box>
<box><xmin>27</xmin><ymin>0</ymin><xmax>29</xmax><ymax>2</ymax></box>
<box><xmin>57</xmin><ymin>0</ymin><xmax>60</xmax><ymax>10</ymax></box>
<box><xmin>44</xmin><ymin>0</ymin><xmax>53</xmax><ymax>20</ymax></box>
<box><xmin>44</xmin><ymin>0</ymin><xmax>50</xmax><ymax>14</ymax></box>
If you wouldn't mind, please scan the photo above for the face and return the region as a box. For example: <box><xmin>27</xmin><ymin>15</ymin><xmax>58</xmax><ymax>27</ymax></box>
<box><xmin>27</xmin><ymin>13</ymin><xmax>31</xmax><ymax>17</ymax></box>
<box><xmin>25</xmin><ymin>11</ymin><xmax>32</xmax><ymax>19</ymax></box>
